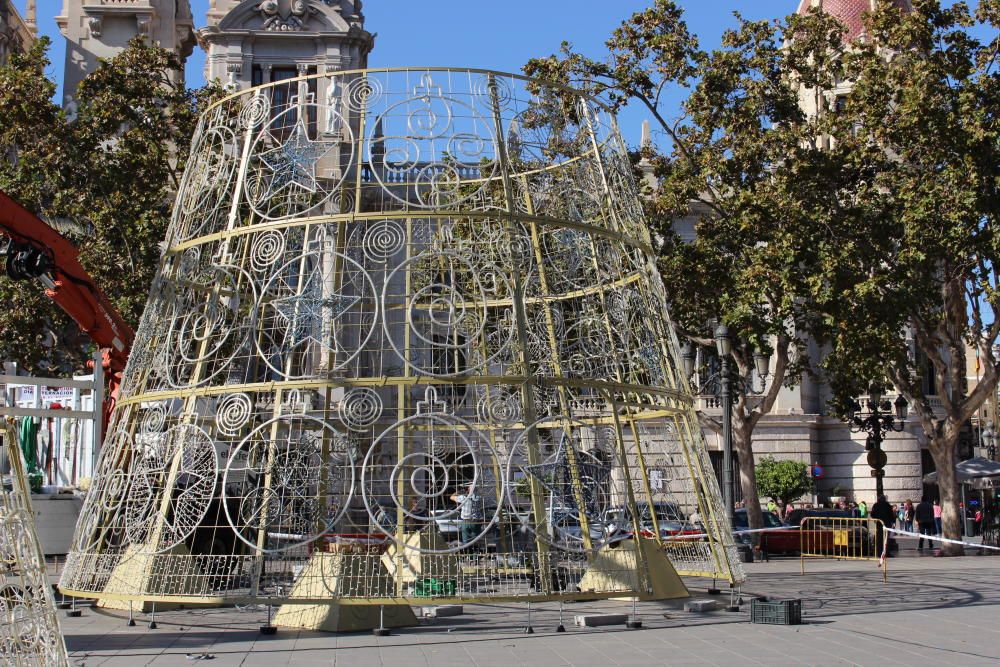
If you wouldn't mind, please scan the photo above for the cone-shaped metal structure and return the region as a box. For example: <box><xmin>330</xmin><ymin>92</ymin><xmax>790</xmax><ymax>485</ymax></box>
<box><xmin>1</xmin><ymin>418</ymin><xmax>70</xmax><ymax>665</ymax></box>
<box><xmin>60</xmin><ymin>68</ymin><xmax>742</xmax><ymax>607</ymax></box>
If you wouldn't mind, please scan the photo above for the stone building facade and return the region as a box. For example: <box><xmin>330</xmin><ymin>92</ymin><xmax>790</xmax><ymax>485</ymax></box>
<box><xmin>53</xmin><ymin>0</ymin><xmax>373</xmax><ymax>108</ymax></box>
<box><xmin>56</xmin><ymin>0</ymin><xmax>196</xmax><ymax>105</ymax></box>
<box><xmin>198</xmin><ymin>0</ymin><xmax>373</xmax><ymax>90</ymax></box>
<box><xmin>0</xmin><ymin>0</ymin><xmax>34</xmax><ymax>65</ymax></box>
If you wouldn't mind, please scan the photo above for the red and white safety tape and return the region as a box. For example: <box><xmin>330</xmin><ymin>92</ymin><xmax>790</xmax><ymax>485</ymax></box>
<box><xmin>662</xmin><ymin>525</ymin><xmax>796</xmax><ymax>542</ymax></box>
<box><xmin>884</xmin><ymin>526</ymin><xmax>1000</xmax><ymax>552</ymax></box>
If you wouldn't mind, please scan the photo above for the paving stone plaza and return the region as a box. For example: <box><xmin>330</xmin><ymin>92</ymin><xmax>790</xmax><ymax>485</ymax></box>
<box><xmin>55</xmin><ymin>540</ymin><xmax>1000</xmax><ymax>666</ymax></box>
<box><xmin>0</xmin><ymin>2</ymin><xmax>996</xmax><ymax>666</ymax></box>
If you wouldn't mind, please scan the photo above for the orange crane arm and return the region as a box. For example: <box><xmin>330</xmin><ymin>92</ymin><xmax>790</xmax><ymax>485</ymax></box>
<box><xmin>0</xmin><ymin>191</ymin><xmax>135</xmax><ymax>433</ymax></box>
<box><xmin>0</xmin><ymin>191</ymin><xmax>133</xmax><ymax>371</ymax></box>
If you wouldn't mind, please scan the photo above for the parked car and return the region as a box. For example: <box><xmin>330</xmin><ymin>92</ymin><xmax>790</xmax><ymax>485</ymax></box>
<box><xmin>430</xmin><ymin>507</ymin><xmax>464</xmax><ymax>537</ymax></box>
<box><xmin>545</xmin><ymin>505</ymin><xmax>607</xmax><ymax>545</ymax></box>
<box><xmin>430</xmin><ymin>506</ymin><xmax>534</xmax><ymax>551</ymax></box>
<box><xmin>758</xmin><ymin>508</ymin><xmax>873</xmax><ymax>555</ymax></box>
<box><xmin>731</xmin><ymin>509</ymin><xmax>786</xmax><ymax>561</ymax></box>
<box><xmin>604</xmin><ymin>502</ymin><xmax>700</xmax><ymax>540</ymax></box>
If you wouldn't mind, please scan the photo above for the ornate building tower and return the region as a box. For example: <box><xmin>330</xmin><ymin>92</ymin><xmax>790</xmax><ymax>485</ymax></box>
<box><xmin>796</xmin><ymin>0</ymin><xmax>913</xmax><ymax>131</ymax></box>
<box><xmin>56</xmin><ymin>0</ymin><xmax>196</xmax><ymax>104</ymax></box>
<box><xmin>0</xmin><ymin>0</ymin><xmax>36</xmax><ymax>65</ymax></box>
<box><xmin>796</xmin><ymin>0</ymin><xmax>913</xmax><ymax>42</ymax></box>
<box><xmin>198</xmin><ymin>0</ymin><xmax>374</xmax><ymax>89</ymax></box>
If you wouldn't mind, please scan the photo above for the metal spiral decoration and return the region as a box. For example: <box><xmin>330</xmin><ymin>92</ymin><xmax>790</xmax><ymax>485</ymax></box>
<box><xmin>60</xmin><ymin>68</ymin><xmax>742</xmax><ymax>609</ymax></box>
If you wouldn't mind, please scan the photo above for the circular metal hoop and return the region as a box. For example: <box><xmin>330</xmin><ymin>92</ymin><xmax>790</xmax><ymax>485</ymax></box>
<box><xmin>360</xmin><ymin>407</ymin><xmax>503</xmax><ymax>554</ymax></box>
<box><xmin>222</xmin><ymin>414</ymin><xmax>355</xmax><ymax>554</ymax></box>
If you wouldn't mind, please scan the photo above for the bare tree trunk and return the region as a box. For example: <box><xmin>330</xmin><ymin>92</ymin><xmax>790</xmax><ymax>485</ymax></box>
<box><xmin>734</xmin><ymin>419</ymin><xmax>762</xmax><ymax>530</ymax></box>
<box><xmin>929</xmin><ymin>427</ymin><xmax>964</xmax><ymax>556</ymax></box>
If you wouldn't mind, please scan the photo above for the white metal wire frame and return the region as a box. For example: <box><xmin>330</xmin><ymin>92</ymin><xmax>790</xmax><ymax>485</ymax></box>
<box><xmin>59</xmin><ymin>68</ymin><xmax>743</xmax><ymax>606</ymax></box>
<box><xmin>1</xmin><ymin>418</ymin><xmax>70</xmax><ymax>666</ymax></box>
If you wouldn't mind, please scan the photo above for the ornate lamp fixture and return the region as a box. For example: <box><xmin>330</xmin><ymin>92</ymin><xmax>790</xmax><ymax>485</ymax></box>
<box><xmin>848</xmin><ymin>386</ymin><xmax>908</xmax><ymax>497</ymax></box>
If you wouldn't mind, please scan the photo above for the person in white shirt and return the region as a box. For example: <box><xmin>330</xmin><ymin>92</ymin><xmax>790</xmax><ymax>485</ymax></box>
<box><xmin>451</xmin><ymin>483</ymin><xmax>485</xmax><ymax>549</ymax></box>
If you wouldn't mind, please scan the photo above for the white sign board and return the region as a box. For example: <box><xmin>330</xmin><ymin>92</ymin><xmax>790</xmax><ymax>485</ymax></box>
<box><xmin>12</xmin><ymin>385</ymin><xmax>76</xmax><ymax>406</ymax></box>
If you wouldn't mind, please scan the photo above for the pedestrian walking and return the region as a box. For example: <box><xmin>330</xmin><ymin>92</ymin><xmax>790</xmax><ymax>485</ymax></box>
<box><xmin>915</xmin><ymin>497</ymin><xmax>936</xmax><ymax>550</ymax></box>
<box><xmin>870</xmin><ymin>495</ymin><xmax>895</xmax><ymax>556</ymax></box>
<box><xmin>933</xmin><ymin>499</ymin><xmax>943</xmax><ymax>535</ymax></box>
<box><xmin>858</xmin><ymin>500</ymin><xmax>869</xmax><ymax>518</ymax></box>
<box><xmin>903</xmin><ymin>499</ymin><xmax>914</xmax><ymax>533</ymax></box>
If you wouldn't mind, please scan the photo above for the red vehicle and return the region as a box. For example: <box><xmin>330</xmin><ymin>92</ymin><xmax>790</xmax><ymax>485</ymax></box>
<box><xmin>768</xmin><ymin>509</ymin><xmax>872</xmax><ymax>556</ymax></box>
<box><xmin>732</xmin><ymin>508</ymin><xmax>874</xmax><ymax>556</ymax></box>
<box><xmin>732</xmin><ymin>509</ymin><xmax>788</xmax><ymax>558</ymax></box>
<box><xmin>785</xmin><ymin>509</ymin><xmax>876</xmax><ymax>558</ymax></box>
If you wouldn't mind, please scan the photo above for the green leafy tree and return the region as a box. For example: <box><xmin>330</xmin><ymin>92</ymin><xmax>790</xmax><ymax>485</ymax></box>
<box><xmin>525</xmin><ymin>2</ymin><xmax>851</xmax><ymax>530</ymax></box>
<box><xmin>0</xmin><ymin>37</ymin><xmax>223</xmax><ymax>373</ymax></box>
<box><xmin>810</xmin><ymin>0</ymin><xmax>999</xmax><ymax>554</ymax></box>
<box><xmin>755</xmin><ymin>456</ymin><xmax>813</xmax><ymax>507</ymax></box>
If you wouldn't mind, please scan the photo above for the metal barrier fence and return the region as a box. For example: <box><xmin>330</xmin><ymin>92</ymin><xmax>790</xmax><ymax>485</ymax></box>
<box><xmin>799</xmin><ymin>516</ymin><xmax>887</xmax><ymax>583</ymax></box>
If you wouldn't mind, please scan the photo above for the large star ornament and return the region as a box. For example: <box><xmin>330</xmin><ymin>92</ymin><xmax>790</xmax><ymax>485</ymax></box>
<box><xmin>258</xmin><ymin>120</ymin><xmax>336</xmax><ymax>196</ymax></box>
<box><xmin>273</xmin><ymin>266</ymin><xmax>360</xmax><ymax>348</ymax></box>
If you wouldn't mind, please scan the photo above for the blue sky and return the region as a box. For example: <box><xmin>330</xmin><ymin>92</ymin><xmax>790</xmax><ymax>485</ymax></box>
<box><xmin>17</xmin><ymin>1</ymin><xmax>994</xmax><ymax>147</ymax></box>
<box><xmin>17</xmin><ymin>0</ymin><xmax>799</xmax><ymax>146</ymax></box>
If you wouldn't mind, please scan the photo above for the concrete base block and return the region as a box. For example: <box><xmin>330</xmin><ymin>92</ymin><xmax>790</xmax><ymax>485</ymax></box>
<box><xmin>276</xmin><ymin>602</ymin><xmax>417</xmax><ymax>633</ymax></box>
<box><xmin>574</xmin><ymin>613</ymin><xmax>628</xmax><ymax>627</ymax></box>
<box><xmin>381</xmin><ymin>531</ymin><xmax>459</xmax><ymax>586</ymax></box>
<box><xmin>684</xmin><ymin>599</ymin><xmax>718</xmax><ymax>613</ymax></box>
<box><xmin>273</xmin><ymin>551</ymin><xmax>418</xmax><ymax>633</ymax></box>
<box><xmin>421</xmin><ymin>605</ymin><xmax>464</xmax><ymax>618</ymax></box>
<box><xmin>578</xmin><ymin>538</ymin><xmax>689</xmax><ymax>601</ymax></box>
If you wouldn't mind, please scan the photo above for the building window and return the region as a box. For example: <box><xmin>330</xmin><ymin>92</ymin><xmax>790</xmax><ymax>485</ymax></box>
<box><xmin>915</xmin><ymin>349</ymin><xmax>937</xmax><ymax>396</ymax></box>
<box><xmin>270</xmin><ymin>67</ymin><xmax>302</xmax><ymax>112</ymax></box>
<box><xmin>709</xmin><ymin>451</ymin><xmax>743</xmax><ymax>505</ymax></box>
<box><xmin>250</xmin><ymin>66</ymin><xmax>318</xmax><ymax>135</ymax></box>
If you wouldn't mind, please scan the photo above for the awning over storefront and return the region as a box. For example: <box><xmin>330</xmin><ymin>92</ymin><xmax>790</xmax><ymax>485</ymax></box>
<box><xmin>923</xmin><ymin>457</ymin><xmax>1000</xmax><ymax>489</ymax></box>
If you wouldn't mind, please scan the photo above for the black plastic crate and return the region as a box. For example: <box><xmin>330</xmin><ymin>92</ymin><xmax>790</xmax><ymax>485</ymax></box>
<box><xmin>750</xmin><ymin>598</ymin><xmax>802</xmax><ymax>625</ymax></box>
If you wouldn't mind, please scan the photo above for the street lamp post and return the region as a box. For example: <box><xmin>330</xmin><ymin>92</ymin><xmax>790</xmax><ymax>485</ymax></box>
<box><xmin>680</xmin><ymin>325</ymin><xmax>769</xmax><ymax>525</ymax></box>
<box><xmin>716</xmin><ymin>325</ymin><xmax>735</xmax><ymax>526</ymax></box>
<box><xmin>847</xmin><ymin>387</ymin><xmax>908</xmax><ymax>498</ymax></box>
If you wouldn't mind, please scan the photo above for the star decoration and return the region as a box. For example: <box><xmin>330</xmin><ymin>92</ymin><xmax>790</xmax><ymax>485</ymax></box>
<box><xmin>273</xmin><ymin>267</ymin><xmax>360</xmax><ymax>348</ymax></box>
<box><xmin>524</xmin><ymin>433</ymin><xmax>609</xmax><ymax>517</ymax></box>
<box><xmin>258</xmin><ymin>120</ymin><xmax>336</xmax><ymax>197</ymax></box>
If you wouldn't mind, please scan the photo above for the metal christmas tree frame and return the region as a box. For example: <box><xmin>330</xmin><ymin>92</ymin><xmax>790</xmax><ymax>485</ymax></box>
<box><xmin>1</xmin><ymin>418</ymin><xmax>70</xmax><ymax>666</ymax></box>
<box><xmin>59</xmin><ymin>68</ymin><xmax>742</xmax><ymax>611</ymax></box>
